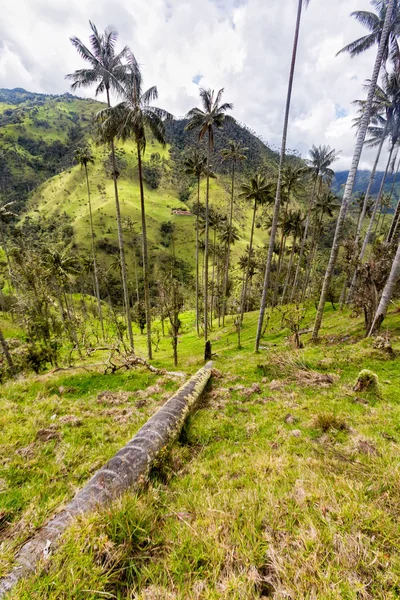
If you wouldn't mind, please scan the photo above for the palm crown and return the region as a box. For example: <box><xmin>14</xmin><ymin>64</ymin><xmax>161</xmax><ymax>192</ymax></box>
<box><xmin>337</xmin><ymin>0</ymin><xmax>400</xmax><ymax>64</ymax></box>
<box><xmin>220</xmin><ymin>140</ymin><xmax>248</xmax><ymax>164</ymax></box>
<box><xmin>96</xmin><ymin>53</ymin><xmax>173</xmax><ymax>153</ymax></box>
<box><xmin>74</xmin><ymin>145</ymin><xmax>95</xmax><ymax>168</ymax></box>
<box><xmin>66</xmin><ymin>21</ymin><xmax>130</xmax><ymax>98</ymax></box>
<box><xmin>239</xmin><ymin>174</ymin><xmax>274</xmax><ymax>207</ymax></box>
<box><xmin>185</xmin><ymin>88</ymin><xmax>233</xmax><ymax>145</ymax></box>
<box><xmin>307</xmin><ymin>145</ymin><xmax>339</xmax><ymax>185</ymax></box>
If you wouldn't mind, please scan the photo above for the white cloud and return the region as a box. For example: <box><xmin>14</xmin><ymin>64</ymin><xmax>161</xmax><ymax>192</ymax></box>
<box><xmin>0</xmin><ymin>0</ymin><xmax>392</xmax><ymax>171</ymax></box>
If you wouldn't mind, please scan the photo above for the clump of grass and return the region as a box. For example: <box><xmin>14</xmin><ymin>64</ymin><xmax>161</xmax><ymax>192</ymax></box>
<box><xmin>313</xmin><ymin>413</ymin><xmax>348</xmax><ymax>433</ymax></box>
<box><xmin>353</xmin><ymin>369</ymin><xmax>380</xmax><ymax>394</ymax></box>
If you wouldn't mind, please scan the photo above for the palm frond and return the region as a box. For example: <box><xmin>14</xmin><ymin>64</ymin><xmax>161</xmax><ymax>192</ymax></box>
<box><xmin>143</xmin><ymin>86</ymin><xmax>159</xmax><ymax>105</ymax></box>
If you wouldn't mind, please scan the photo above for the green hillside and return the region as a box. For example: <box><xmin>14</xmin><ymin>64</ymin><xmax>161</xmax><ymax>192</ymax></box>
<box><xmin>0</xmin><ymin>88</ymin><xmax>101</xmax><ymax>211</ymax></box>
<box><xmin>0</xmin><ymin>88</ymin><xmax>293</xmax><ymax>288</ymax></box>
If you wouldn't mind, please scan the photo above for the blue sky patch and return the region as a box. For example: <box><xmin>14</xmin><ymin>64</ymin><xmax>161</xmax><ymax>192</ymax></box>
<box><xmin>335</xmin><ymin>104</ymin><xmax>348</xmax><ymax>119</ymax></box>
<box><xmin>192</xmin><ymin>74</ymin><xmax>203</xmax><ymax>85</ymax></box>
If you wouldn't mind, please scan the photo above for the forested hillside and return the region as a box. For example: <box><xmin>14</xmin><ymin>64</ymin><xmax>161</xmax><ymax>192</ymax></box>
<box><xmin>333</xmin><ymin>169</ymin><xmax>400</xmax><ymax>205</ymax></box>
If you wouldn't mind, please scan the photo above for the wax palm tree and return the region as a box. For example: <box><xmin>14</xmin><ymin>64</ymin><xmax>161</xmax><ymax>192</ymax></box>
<box><xmin>368</xmin><ymin>238</ymin><xmax>400</xmax><ymax>334</ymax></box>
<box><xmin>302</xmin><ymin>191</ymin><xmax>340</xmax><ymax>300</ymax></box>
<box><xmin>220</xmin><ymin>140</ymin><xmax>247</xmax><ymax>324</ymax></box>
<box><xmin>97</xmin><ymin>52</ymin><xmax>173</xmax><ymax>359</ymax></box>
<box><xmin>313</xmin><ymin>0</ymin><xmax>396</xmax><ymax>341</ymax></box>
<box><xmin>74</xmin><ymin>145</ymin><xmax>104</xmax><ymax>337</ymax></box>
<box><xmin>281</xmin><ymin>209</ymin><xmax>304</xmax><ymax>304</ymax></box>
<box><xmin>290</xmin><ymin>145</ymin><xmax>339</xmax><ymax>302</ymax></box>
<box><xmin>66</xmin><ymin>22</ymin><xmax>134</xmax><ymax>349</ymax></box>
<box><xmin>209</xmin><ymin>211</ymin><xmax>227</xmax><ymax>326</ymax></box>
<box><xmin>184</xmin><ymin>148</ymin><xmax>209</xmax><ymax>335</ymax></box>
<box><xmin>255</xmin><ymin>0</ymin><xmax>310</xmax><ymax>351</ymax></box>
<box><xmin>273</xmin><ymin>163</ymin><xmax>309</xmax><ymax>305</ymax></box>
<box><xmin>239</xmin><ymin>174</ymin><xmax>274</xmax><ymax>323</ymax></box>
<box><xmin>185</xmin><ymin>88</ymin><xmax>233</xmax><ymax>340</ymax></box>
<box><xmin>350</xmin><ymin>82</ymin><xmax>392</xmax><ymax>245</ymax></box>
<box><xmin>348</xmin><ymin>72</ymin><xmax>400</xmax><ymax>301</ymax></box>
<box><xmin>337</xmin><ymin>0</ymin><xmax>400</xmax><ymax>66</ymax></box>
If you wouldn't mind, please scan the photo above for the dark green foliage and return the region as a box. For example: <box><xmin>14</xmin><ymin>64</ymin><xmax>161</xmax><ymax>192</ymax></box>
<box><xmin>142</xmin><ymin>152</ymin><xmax>164</xmax><ymax>189</ymax></box>
<box><xmin>159</xmin><ymin>221</ymin><xmax>175</xmax><ymax>247</ymax></box>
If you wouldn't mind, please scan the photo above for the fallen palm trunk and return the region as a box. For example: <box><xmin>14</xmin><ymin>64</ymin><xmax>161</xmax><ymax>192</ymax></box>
<box><xmin>0</xmin><ymin>361</ymin><xmax>213</xmax><ymax>599</ymax></box>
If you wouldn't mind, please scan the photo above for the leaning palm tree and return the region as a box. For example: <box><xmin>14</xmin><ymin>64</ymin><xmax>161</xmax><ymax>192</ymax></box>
<box><xmin>368</xmin><ymin>238</ymin><xmax>400</xmax><ymax>334</ymax></box>
<box><xmin>349</xmin><ymin>80</ymin><xmax>392</xmax><ymax>251</ymax></box>
<box><xmin>96</xmin><ymin>52</ymin><xmax>173</xmax><ymax>360</ymax></box>
<box><xmin>184</xmin><ymin>148</ymin><xmax>209</xmax><ymax>336</ymax></box>
<box><xmin>220</xmin><ymin>140</ymin><xmax>247</xmax><ymax>324</ymax></box>
<box><xmin>312</xmin><ymin>0</ymin><xmax>396</xmax><ymax>341</ymax></box>
<box><xmin>185</xmin><ymin>88</ymin><xmax>233</xmax><ymax>341</ymax></box>
<box><xmin>290</xmin><ymin>144</ymin><xmax>339</xmax><ymax>302</ymax></box>
<box><xmin>255</xmin><ymin>0</ymin><xmax>310</xmax><ymax>351</ymax></box>
<box><xmin>74</xmin><ymin>146</ymin><xmax>104</xmax><ymax>338</ymax></box>
<box><xmin>337</xmin><ymin>0</ymin><xmax>400</xmax><ymax>66</ymax></box>
<box><xmin>66</xmin><ymin>21</ymin><xmax>134</xmax><ymax>349</ymax></box>
<box><xmin>347</xmin><ymin>73</ymin><xmax>400</xmax><ymax>302</ymax></box>
<box><xmin>239</xmin><ymin>174</ymin><xmax>274</xmax><ymax>323</ymax></box>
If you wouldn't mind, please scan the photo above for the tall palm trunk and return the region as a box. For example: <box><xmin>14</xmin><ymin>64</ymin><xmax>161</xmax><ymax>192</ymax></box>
<box><xmin>290</xmin><ymin>177</ymin><xmax>318</xmax><ymax>302</ymax></box>
<box><xmin>281</xmin><ymin>233</ymin><xmax>298</xmax><ymax>305</ymax></box>
<box><xmin>240</xmin><ymin>200</ymin><xmax>257</xmax><ymax>323</ymax></box>
<box><xmin>368</xmin><ymin>239</ymin><xmax>400</xmax><ymax>335</ymax></box>
<box><xmin>273</xmin><ymin>199</ymin><xmax>289</xmax><ymax>305</ymax></box>
<box><xmin>388</xmin><ymin>198</ymin><xmax>400</xmax><ymax>241</ymax></box>
<box><xmin>137</xmin><ymin>142</ymin><xmax>152</xmax><ymax>359</ymax></box>
<box><xmin>222</xmin><ymin>161</ymin><xmax>236</xmax><ymax>325</ymax></box>
<box><xmin>84</xmin><ymin>163</ymin><xmax>104</xmax><ymax>338</ymax></box>
<box><xmin>386</xmin><ymin>155</ymin><xmax>400</xmax><ymax>241</ymax></box>
<box><xmin>354</xmin><ymin>121</ymin><xmax>388</xmax><ymax>244</ymax></box>
<box><xmin>106</xmin><ymin>88</ymin><xmax>134</xmax><ymax>351</ymax></box>
<box><xmin>348</xmin><ymin>141</ymin><xmax>396</xmax><ymax>302</ymax></box>
<box><xmin>312</xmin><ymin>0</ymin><xmax>395</xmax><ymax>342</ymax></box>
<box><xmin>204</xmin><ymin>131</ymin><xmax>211</xmax><ymax>340</ymax></box>
<box><xmin>255</xmin><ymin>0</ymin><xmax>304</xmax><ymax>351</ymax></box>
<box><xmin>210</xmin><ymin>226</ymin><xmax>217</xmax><ymax>328</ymax></box>
<box><xmin>302</xmin><ymin>206</ymin><xmax>325</xmax><ymax>300</ymax></box>
<box><xmin>195</xmin><ymin>177</ymin><xmax>200</xmax><ymax>335</ymax></box>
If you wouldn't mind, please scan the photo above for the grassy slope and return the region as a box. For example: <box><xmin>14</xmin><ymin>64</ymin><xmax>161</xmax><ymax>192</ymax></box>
<box><xmin>28</xmin><ymin>140</ymin><xmax>267</xmax><ymax>275</ymax></box>
<box><xmin>2</xmin><ymin>304</ymin><xmax>400</xmax><ymax>598</ymax></box>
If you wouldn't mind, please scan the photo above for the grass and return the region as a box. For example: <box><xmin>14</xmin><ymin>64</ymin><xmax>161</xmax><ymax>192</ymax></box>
<box><xmin>0</xmin><ymin>366</ymin><xmax>182</xmax><ymax>579</ymax></box>
<box><xmin>2</xmin><ymin>303</ymin><xmax>400</xmax><ymax>598</ymax></box>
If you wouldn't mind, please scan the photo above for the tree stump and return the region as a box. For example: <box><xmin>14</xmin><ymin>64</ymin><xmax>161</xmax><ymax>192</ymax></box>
<box><xmin>204</xmin><ymin>340</ymin><xmax>212</xmax><ymax>361</ymax></box>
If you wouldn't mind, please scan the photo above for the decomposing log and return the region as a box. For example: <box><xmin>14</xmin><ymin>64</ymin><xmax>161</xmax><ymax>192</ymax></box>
<box><xmin>0</xmin><ymin>361</ymin><xmax>213</xmax><ymax>598</ymax></box>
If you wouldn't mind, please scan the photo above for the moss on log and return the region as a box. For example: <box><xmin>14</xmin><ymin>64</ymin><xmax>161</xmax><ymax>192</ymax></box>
<box><xmin>0</xmin><ymin>361</ymin><xmax>213</xmax><ymax>598</ymax></box>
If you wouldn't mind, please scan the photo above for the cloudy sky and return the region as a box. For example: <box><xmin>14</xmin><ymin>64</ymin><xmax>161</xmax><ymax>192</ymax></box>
<box><xmin>0</xmin><ymin>0</ymin><xmax>389</xmax><ymax>171</ymax></box>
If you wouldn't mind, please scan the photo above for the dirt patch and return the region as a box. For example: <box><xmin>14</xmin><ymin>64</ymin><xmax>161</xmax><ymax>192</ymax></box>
<box><xmin>58</xmin><ymin>415</ymin><xmax>82</xmax><ymax>426</ymax></box>
<box><xmin>100</xmin><ymin>407</ymin><xmax>135</xmax><ymax>424</ymax></box>
<box><xmin>36</xmin><ymin>427</ymin><xmax>61</xmax><ymax>442</ymax></box>
<box><xmin>294</xmin><ymin>370</ymin><xmax>338</xmax><ymax>387</ymax></box>
<box><xmin>211</xmin><ymin>368</ymin><xmax>223</xmax><ymax>379</ymax></box>
<box><xmin>269</xmin><ymin>379</ymin><xmax>285</xmax><ymax>391</ymax></box>
<box><xmin>356</xmin><ymin>438</ymin><xmax>379</xmax><ymax>456</ymax></box>
<box><xmin>97</xmin><ymin>390</ymin><xmax>134</xmax><ymax>405</ymax></box>
<box><xmin>16</xmin><ymin>443</ymin><xmax>36</xmax><ymax>458</ymax></box>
